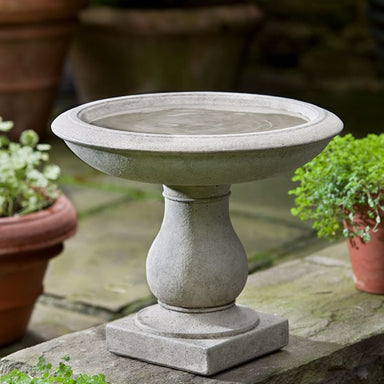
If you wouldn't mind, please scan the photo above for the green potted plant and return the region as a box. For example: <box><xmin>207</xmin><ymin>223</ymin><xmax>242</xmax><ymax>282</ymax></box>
<box><xmin>289</xmin><ymin>133</ymin><xmax>384</xmax><ymax>294</ymax></box>
<box><xmin>0</xmin><ymin>118</ymin><xmax>77</xmax><ymax>346</ymax></box>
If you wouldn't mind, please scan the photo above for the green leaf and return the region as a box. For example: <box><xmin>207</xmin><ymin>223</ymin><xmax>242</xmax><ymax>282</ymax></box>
<box><xmin>43</xmin><ymin>165</ymin><xmax>61</xmax><ymax>180</ymax></box>
<box><xmin>0</xmin><ymin>136</ymin><xmax>9</xmax><ymax>148</ymax></box>
<box><xmin>20</xmin><ymin>130</ymin><xmax>39</xmax><ymax>147</ymax></box>
<box><xmin>0</xmin><ymin>120</ymin><xmax>14</xmax><ymax>132</ymax></box>
<box><xmin>1</xmin><ymin>356</ymin><xmax>109</xmax><ymax>384</ymax></box>
<box><xmin>36</xmin><ymin>144</ymin><xmax>51</xmax><ymax>151</ymax></box>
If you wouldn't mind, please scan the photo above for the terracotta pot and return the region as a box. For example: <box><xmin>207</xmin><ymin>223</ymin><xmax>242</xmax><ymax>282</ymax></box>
<box><xmin>344</xmin><ymin>210</ymin><xmax>384</xmax><ymax>294</ymax></box>
<box><xmin>70</xmin><ymin>2</ymin><xmax>262</xmax><ymax>102</ymax></box>
<box><xmin>0</xmin><ymin>195</ymin><xmax>77</xmax><ymax>345</ymax></box>
<box><xmin>0</xmin><ymin>0</ymin><xmax>88</xmax><ymax>140</ymax></box>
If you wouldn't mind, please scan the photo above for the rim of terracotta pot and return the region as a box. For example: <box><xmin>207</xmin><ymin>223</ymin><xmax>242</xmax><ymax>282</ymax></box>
<box><xmin>0</xmin><ymin>194</ymin><xmax>77</xmax><ymax>256</ymax></box>
<box><xmin>92</xmin><ymin>0</ymin><xmax>247</xmax><ymax>8</ymax></box>
<box><xmin>79</xmin><ymin>3</ymin><xmax>262</xmax><ymax>36</ymax></box>
<box><xmin>0</xmin><ymin>0</ymin><xmax>89</xmax><ymax>24</ymax></box>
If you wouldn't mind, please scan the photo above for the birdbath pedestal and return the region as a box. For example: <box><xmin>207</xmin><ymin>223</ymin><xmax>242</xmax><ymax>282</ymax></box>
<box><xmin>52</xmin><ymin>92</ymin><xmax>343</xmax><ymax>376</ymax></box>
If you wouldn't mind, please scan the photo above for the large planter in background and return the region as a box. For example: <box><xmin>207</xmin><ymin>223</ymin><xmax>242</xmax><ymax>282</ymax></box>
<box><xmin>70</xmin><ymin>2</ymin><xmax>262</xmax><ymax>102</ymax></box>
<box><xmin>345</xmin><ymin>210</ymin><xmax>384</xmax><ymax>294</ymax></box>
<box><xmin>0</xmin><ymin>0</ymin><xmax>88</xmax><ymax>140</ymax></box>
<box><xmin>0</xmin><ymin>195</ymin><xmax>77</xmax><ymax>346</ymax></box>
<box><xmin>367</xmin><ymin>0</ymin><xmax>384</xmax><ymax>72</ymax></box>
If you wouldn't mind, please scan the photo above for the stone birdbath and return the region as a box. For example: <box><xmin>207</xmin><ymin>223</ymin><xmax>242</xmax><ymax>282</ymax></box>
<box><xmin>52</xmin><ymin>92</ymin><xmax>343</xmax><ymax>375</ymax></box>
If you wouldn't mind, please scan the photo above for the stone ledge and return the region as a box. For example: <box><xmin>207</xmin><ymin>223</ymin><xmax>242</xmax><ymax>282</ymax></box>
<box><xmin>1</xmin><ymin>243</ymin><xmax>383</xmax><ymax>383</ymax></box>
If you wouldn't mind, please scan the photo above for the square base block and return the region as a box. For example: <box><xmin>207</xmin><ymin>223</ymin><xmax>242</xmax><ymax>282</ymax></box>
<box><xmin>106</xmin><ymin>311</ymin><xmax>289</xmax><ymax>376</ymax></box>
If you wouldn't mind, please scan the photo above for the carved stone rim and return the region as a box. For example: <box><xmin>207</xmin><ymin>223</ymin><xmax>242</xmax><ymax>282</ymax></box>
<box><xmin>52</xmin><ymin>91</ymin><xmax>343</xmax><ymax>154</ymax></box>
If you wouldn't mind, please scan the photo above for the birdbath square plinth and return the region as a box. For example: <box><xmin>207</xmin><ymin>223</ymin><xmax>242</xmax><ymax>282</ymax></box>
<box><xmin>52</xmin><ymin>92</ymin><xmax>343</xmax><ymax>375</ymax></box>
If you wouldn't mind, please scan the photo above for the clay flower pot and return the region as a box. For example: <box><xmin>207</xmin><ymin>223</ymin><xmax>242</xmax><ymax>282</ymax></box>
<box><xmin>0</xmin><ymin>0</ymin><xmax>88</xmax><ymax>140</ymax></box>
<box><xmin>70</xmin><ymin>1</ymin><xmax>262</xmax><ymax>102</ymax></box>
<box><xmin>0</xmin><ymin>195</ymin><xmax>77</xmax><ymax>346</ymax></box>
<box><xmin>344</xmin><ymin>210</ymin><xmax>384</xmax><ymax>294</ymax></box>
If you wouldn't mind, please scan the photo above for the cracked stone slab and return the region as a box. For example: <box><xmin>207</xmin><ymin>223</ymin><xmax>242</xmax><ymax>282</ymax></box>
<box><xmin>238</xmin><ymin>242</ymin><xmax>384</xmax><ymax>345</ymax></box>
<box><xmin>44</xmin><ymin>199</ymin><xmax>162</xmax><ymax>311</ymax></box>
<box><xmin>61</xmin><ymin>185</ymin><xmax>129</xmax><ymax>215</ymax></box>
<box><xmin>2</xmin><ymin>314</ymin><xmax>383</xmax><ymax>383</ymax></box>
<box><xmin>0</xmin><ymin>326</ymin><xmax>344</xmax><ymax>384</ymax></box>
<box><xmin>304</xmin><ymin>254</ymin><xmax>350</xmax><ymax>267</ymax></box>
<box><xmin>2</xmin><ymin>242</ymin><xmax>383</xmax><ymax>383</ymax></box>
<box><xmin>0</xmin><ymin>303</ymin><xmax>102</xmax><ymax>358</ymax></box>
<box><xmin>231</xmin><ymin>174</ymin><xmax>309</xmax><ymax>225</ymax></box>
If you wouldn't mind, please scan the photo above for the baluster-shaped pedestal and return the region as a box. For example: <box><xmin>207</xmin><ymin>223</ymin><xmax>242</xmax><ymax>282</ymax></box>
<box><xmin>106</xmin><ymin>185</ymin><xmax>288</xmax><ymax>375</ymax></box>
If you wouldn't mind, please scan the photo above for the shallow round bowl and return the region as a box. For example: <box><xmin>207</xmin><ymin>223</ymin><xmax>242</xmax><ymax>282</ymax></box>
<box><xmin>52</xmin><ymin>92</ymin><xmax>343</xmax><ymax>185</ymax></box>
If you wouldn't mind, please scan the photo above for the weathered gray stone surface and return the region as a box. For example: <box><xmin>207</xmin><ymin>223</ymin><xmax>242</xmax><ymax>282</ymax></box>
<box><xmin>231</xmin><ymin>174</ymin><xmax>306</xmax><ymax>223</ymax></box>
<box><xmin>239</xmin><ymin>243</ymin><xmax>384</xmax><ymax>346</ymax></box>
<box><xmin>45</xmin><ymin>199</ymin><xmax>162</xmax><ymax>310</ymax></box>
<box><xmin>2</xmin><ymin>243</ymin><xmax>383</xmax><ymax>383</ymax></box>
<box><xmin>0</xmin><ymin>303</ymin><xmax>103</xmax><ymax>358</ymax></box>
<box><xmin>62</xmin><ymin>184</ymin><xmax>128</xmax><ymax>215</ymax></box>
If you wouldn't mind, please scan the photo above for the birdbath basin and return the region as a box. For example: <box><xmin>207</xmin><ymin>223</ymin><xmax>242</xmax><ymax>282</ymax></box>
<box><xmin>52</xmin><ymin>92</ymin><xmax>343</xmax><ymax>375</ymax></box>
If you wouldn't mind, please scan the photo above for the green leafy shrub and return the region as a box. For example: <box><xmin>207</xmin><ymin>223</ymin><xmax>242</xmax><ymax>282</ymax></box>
<box><xmin>0</xmin><ymin>118</ymin><xmax>61</xmax><ymax>217</ymax></box>
<box><xmin>0</xmin><ymin>355</ymin><xmax>109</xmax><ymax>384</ymax></box>
<box><xmin>289</xmin><ymin>133</ymin><xmax>384</xmax><ymax>242</ymax></box>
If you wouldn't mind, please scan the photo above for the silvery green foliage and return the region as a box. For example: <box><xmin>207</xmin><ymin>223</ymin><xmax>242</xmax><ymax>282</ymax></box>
<box><xmin>0</xmin><ymin>118</ymin><xmax>61</xmax><ymax>217</ymax></box>
<box><xmin>289</xmin><ymin>134</ymin><xmax>384</xmax><ymax>242</ymax></box>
